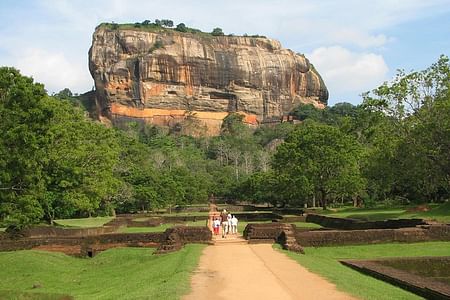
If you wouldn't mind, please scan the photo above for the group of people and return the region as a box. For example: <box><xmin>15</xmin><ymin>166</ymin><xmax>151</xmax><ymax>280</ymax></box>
<box><xmin>213</xmin><ymin>209</ymin><xmax>238</xmax><ymax>238</ymax></box>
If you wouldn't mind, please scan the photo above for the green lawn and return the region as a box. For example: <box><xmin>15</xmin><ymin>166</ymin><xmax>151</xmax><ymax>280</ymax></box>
<box><xmin>320</xmin><ymin>202</ymin><xmax>450</xmax><ymax>222</ymax></box>
<box><xmin>120</xmin><ymin>221</ymin><xmax>208</xmax><ymax>233</ymax></box>
<box><xmin>53</xmin><ymin>217</ymin><xmax>114</xmax><ymax>228</ymax></box>
<box><xmin>290</xmin><ymin>222</ymin><xmax>322</xmax><ymax>229</ymax></box>
<box><xmin>0</xmin><ymin>244</ymin><xmax>205</xmax><ymax>300</ymax></box>
<box><xmin>279</xmin><ymin>241</ymin><xmax>450</xmax><ymax>300</ymax></box>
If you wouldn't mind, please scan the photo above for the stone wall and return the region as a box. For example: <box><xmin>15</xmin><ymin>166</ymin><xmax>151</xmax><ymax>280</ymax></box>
<box><xmin>0</xmin><ymin>232</ymin><xmax>164</xmax><ymax>255</ymax></box>
<box><xmin>243</xmin><ymin>223</ymin><xmax>285</xmax><ymax>242</ymax></box>
<box><xmin>306</xmin><ymin>214</ymin><xmax>426</xmax><ymax>230</ymax></box>
<box><xmin>295</xmin><ymin>225</ymin><xmax>450</xmax><ymax>247</ymax></box>
<box><xmin>21</xmin><ymin>225</ymin><xmax>119</xmax><ymax>238</ymax></box>
<box><xmin>243</xmin><ymin>223</ymin><xmax>304</xmax><ymax>253</ymax></box>
<box><xmin>156</xmin><ymin>226</ymin><xmax>212</xmax><ymax>254</ymax></box>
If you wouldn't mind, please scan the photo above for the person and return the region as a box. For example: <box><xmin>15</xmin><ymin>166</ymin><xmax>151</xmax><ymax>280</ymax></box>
<box><xmin>227</xmin><ymin>212</ymin><xmax>232</xmax><ymax>233</ymax></box>
<box><xmin>213</xmin><ymin>218</ymin><xmax>220</xmax><ymax>235</ymax></box>
<box><xmin>220</xmin><ymin>209</ymin><xmax>229</xmax><ymax>238</ymax></box>
<box><xmin>231</xmin><ymin>215</ymin><xmax>238</xmax><ymax>234</ymax></box>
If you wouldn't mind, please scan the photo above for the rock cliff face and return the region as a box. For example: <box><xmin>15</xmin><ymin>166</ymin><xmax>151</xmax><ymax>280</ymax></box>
<box><xmin>89</xmin><ymin>25</ymin><xmax>328</xmax><ymax>135</ymax></box>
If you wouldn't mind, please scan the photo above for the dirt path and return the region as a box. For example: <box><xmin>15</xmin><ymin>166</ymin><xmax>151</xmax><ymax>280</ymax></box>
<box><xmin>183</xmin><ymin>241</ymin><xmax>356</xmax><ymax>300</ymax></box>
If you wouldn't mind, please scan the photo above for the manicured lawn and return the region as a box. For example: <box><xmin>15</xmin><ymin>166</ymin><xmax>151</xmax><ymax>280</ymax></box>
<box><xmin>54</xmin><ymin>217</ymin><xmax>114</xmax><ymax>228</ymax></box>
<box><xmin>279</xmin><ymin>241</ymin><xmax>450</xmax><ymax>300</ymax></box>
<box><xmin>290</xmin><ymin>222</ymin><xmax>322</xmax><ymax>229</ymax></box>
<box><xmin>0</xmin><ymin>244</ymin><xmax>205</xmax><ymax>299</ymax></box>
<box><xmin>120</xmin><ymin>221</ymin><xmax>207</xmax><ymax>233</ymax></box>
<box><xmin>320</xmin><ymin>202</ymin><xmax>450</xmax><ymax>222</ymax></box>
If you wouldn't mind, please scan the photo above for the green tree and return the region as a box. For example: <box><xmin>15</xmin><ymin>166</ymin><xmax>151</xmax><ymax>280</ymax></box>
<box><xmin>176</xmin><ymin>23</ymin><xmax>187</xmax><ymax>32</ymax></box>
<box><xmin>211</xmin><ymin>27</ymin><xmax>224</xmax><ymax>36</ymax></box>
<box><xmin>361</xmin><ymin>55</ymin><xmax>450</xmax><ymax>203</ymax></box>
<box><xmin>273</xmin><ymin>121</ymin><xmax>366</xmax><ymax>209</ymax></box>
<box><xmin>0</xmin><ymin>67</ymin><xmax>49</xmax><ymax>227</ymax></box>
<box><xmin>41</xmin><ymin>97</ymin><xmax>120</xmax><ymax>220</ymax></box>
<box><xmin>161</xmin><ymin>19</ymin><xmax>174</xmax><ymax>27</ymax></box>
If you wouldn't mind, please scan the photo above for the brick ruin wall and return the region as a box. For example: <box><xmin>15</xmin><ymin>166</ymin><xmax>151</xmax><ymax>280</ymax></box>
<box><xmin>305</xmin><ymin>213</ymin><xmax>426</xmax><ymax>230</ymax></box>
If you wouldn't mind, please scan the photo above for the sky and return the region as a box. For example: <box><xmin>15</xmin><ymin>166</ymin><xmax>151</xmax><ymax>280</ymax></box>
<box><xmin>1</xmin><ymin>0</ymin><xmax>449</xmax><ymax>105</ymax></box>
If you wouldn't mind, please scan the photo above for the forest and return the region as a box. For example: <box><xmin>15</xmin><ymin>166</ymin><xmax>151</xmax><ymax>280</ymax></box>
<box><xmin>0</xmin><ymin>55</ymin><xmax>449</xmax><ymax>228</ymax></box>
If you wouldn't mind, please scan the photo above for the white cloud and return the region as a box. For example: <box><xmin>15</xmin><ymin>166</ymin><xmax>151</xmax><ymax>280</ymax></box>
<box><xmin>308</xmin><ymin>46</ymin><xmax>389</xmax><ymax>101</ymax></box>
<box><xmin>15</xmin><ymin>48</ymin><xmax>93</xmax><ymax>94</ymax></box>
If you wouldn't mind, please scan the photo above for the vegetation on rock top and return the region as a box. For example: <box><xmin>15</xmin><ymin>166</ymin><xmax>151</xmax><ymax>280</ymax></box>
<box><xmin>96</xmin><ymin>19</ymin><xmax>267</xmax><ymax>38</ymax></box>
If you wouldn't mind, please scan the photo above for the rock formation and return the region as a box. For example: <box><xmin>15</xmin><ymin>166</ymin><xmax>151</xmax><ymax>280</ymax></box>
<box><xmin>89</xmin><ymin>24</ymin><xmax>328</xmax><ymax>135</ymax></box>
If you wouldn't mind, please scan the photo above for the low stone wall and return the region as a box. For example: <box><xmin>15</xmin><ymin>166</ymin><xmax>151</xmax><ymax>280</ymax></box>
<box><xmin>173</xmin><ymin>205</ymin><xmax>210</xmax><ymax>213</ymax></box>
<box><xmin>156</xmin><ymin>226</ymin><xmax>212</xmax><ymax>254</ymax></box>
<box><xmin>273</xmin><ymin>208</ymin><xmax>305</xmax><ymax>216</ymax></box>
<box><xmin>306</xmin><ymin>214</ymin><xmax>426</xmax><ymax>230</ymax></box>
<box><xmin>0</xmin><ymin>226</ymin><xmax>213</xmax><ymax>256</ymax></box>
<box><xmin>0</xmin><ymin>232</ymin><xmax>164</xmax><ymax>255</ymax></box>
<box><xmin>282</xmin><ymin>216</ymin><xmax>306</xmax><ymax>222</ymax></box>
<box><xmin>243</xmin><ymin>223</ymin><xmax>304</xmax><ymax>253</ymax></box>
<box><xmin>235</xmin><ymin>212</ymin><xmax>282</xmax><ymax>221</ymax></box>
<box><xmin>243</xmin><ymin>223</ymin><xmax>285</xmax><ymax>242</ymax></box>
<box><xmin>20</xmin><ymin>226</ymin><xmax>119</xmax><ymax>238</ymax></box>
<box><xmin>162</xmin><ymin>216</ymin><xmax>209</xmax><ymax>223</ymax></box>
<box><xmin>295</xmin><ymin>225</ymin><xmax>450</xmax><ymax>247</ymax></box>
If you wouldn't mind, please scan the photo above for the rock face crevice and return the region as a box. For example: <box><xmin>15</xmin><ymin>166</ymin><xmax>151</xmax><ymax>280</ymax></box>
<box><xmin>89</xmin><ymin>26</ymin><xmax>329</xmax><ymax>134</ymax></box>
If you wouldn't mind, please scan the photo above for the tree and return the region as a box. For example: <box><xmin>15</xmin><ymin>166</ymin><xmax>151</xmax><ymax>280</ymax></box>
<box><xmin>0</xmin><ymin>67</ymin><xmax>49</xmax><ymax>227</ymax></box>
<box><xmin>273</xmin><ymin>121</ymin><xmax>366</xmax><ymax>209</ymax></box>
<box><xmin>176</xmin><ymin>23</ymin><xmax>187</xmax><ymax>32</ymax></box>
<box><xmin>0</xmin><ymin>68</ymin><xmax>121</xmax><ymax>227</ymax></box>
<box><xmin>211</xmin><ymin>27</ymin><xmax>224</xmax><ymax>36</ymax></box>
<box><xmin>54</xmin><ymin>88</ymin><xmax>73</xmax><ymax>100</ymax></box>
<box><xmin>290</xmin><ymin>103</ymin><xmax>323</xmax><ymax>121</ymax></box>
<box><xmin>361</xmin><ymin>55</ymin><xmax>450</xmax><ymax>203</ymax></box>
<box><xmin>161</xmin><ymin>19</ymin><xmax>174</xmax><ymax>27</ymax></box>
<box><xmin>41</xmin><ymin>97</ymin><xmax>120</xmax><ymax>220</ymax></box>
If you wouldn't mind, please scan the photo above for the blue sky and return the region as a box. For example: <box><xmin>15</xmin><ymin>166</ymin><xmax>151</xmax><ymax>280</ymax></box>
<box><xmin>1</xmin><ymin>0</ymin><xmax>449</xmax><ymax>105</ymax></box>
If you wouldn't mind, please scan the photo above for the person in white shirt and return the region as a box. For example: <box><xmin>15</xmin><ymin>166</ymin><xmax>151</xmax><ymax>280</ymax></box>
<box><xmin>213</xmin><ymin>218</ymin><xmax>221</xmax><ymax>235</ymax></box>
<box><xmin>227</xmin><ymin>213</ymin><xmax>232</xmax><ymax>234</ymax></box>
<box><xmin>231</xmin><ymin>215</ymin><xmax>238</xmax><ymax>234</ymax></box>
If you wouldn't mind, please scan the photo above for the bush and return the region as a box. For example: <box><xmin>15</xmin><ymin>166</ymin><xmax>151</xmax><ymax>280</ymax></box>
<box><xmin>211</xmin><ymin>27</ymin><xmax>224</xmax><ymax>36</ymax></box>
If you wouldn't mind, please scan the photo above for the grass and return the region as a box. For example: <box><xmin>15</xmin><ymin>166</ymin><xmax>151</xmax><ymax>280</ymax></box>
<box><xmin>320</xmin><ymin>202</ymin><xmax>450</xmax><ymax>222</ymax></box>
<box><xmin>290</xmin><ymin>222</ymin><xmax>322</xmax><ymax>229</ymax></box>
<box><xmin>278</xmin><ymin>241</ymin><xmax>450</xmax><ymax>300</ymax></box>
<box><xmin>120</xmin><ymin>221</ymin><xmax>208</xmax><ymax>233</ymax></box>
<box><xmin>0</xmin><ymin>290</ymin><xmax>72</xmax><ymax>299</ymax></box>
<box><xmin>53</xmin><ymin>217</ymin><xmax>114</xmax><ymax>228</ymax></box>
<box><xmin>0</xmin><ymin>227</ymin><xmax>5</xmax><ymax>232</ymax></box>
<box><xmin>0</xmin><ymin>244</ymin><xmax>205</xmax><ymax>300</ymax></box>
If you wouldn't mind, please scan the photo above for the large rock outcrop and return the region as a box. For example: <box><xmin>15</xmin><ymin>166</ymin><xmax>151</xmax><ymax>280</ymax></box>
<box><xmin>89</xmin><ymin>25</ymin><xmax>328</xmax><ymax>135</ymax></box>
